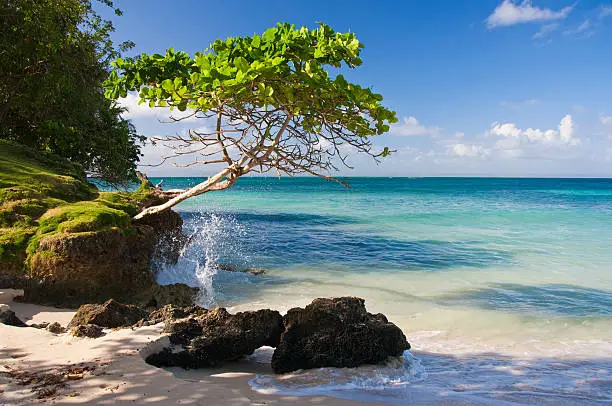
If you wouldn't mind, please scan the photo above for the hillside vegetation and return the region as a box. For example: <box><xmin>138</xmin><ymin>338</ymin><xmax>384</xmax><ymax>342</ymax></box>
<box><xmin>0</xmin><ymin>140</ymin><xmax>152</xmax><ymax>274</ymax></box>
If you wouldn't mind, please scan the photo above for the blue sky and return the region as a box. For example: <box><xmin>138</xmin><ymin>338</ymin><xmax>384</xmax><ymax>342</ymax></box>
<box><xmin>103</xmin><ymin>0</ymin><xmax>612</xmax><ymax>177</ymax></box>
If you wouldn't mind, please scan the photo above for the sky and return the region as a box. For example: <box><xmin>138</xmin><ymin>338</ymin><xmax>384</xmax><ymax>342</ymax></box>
<box><xmin>102</xmin><ymin>0</ymin><xmax>612</xmax><ymax>177</ymax></box>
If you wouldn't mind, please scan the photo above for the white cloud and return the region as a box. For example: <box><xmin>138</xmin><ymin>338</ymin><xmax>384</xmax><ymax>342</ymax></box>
<box><xmin>486</xmin><ymin>0</ymin><xmax>573</xmax><ymax>29</ymax></box>
<box><xmin>451</xmin><ymin>143</ymin><xmax>490</xmax><ymax>158</ymax></box>
<box><xmin>533</xmin><ymin>23</ymin><xmax>559</xmax><ymax>38</ymax></box>
<box><xmin>118</xmin><ymin>92</ymin><xmax>198</xmax><ymax>122</ymax></box>
<box><xmin>392</xmin><ymin>116</ymin><xmax>442</xmax><ymax>137</ymax></box>
<box><xmin>600</xmin><ymin>115</ymin><xmax>612</xmax><ymax>125</ymax></box>
<box><xmin>488</xmin><ymin>114</ymin><xmax>579</xmax><ymax>145</ymax></box>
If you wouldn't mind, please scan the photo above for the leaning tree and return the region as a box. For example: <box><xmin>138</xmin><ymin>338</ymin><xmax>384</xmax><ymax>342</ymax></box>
<box><xmin>104</xmin><ymin>23</ymin><xmax>397</xmax><ymax>219</ymax></box>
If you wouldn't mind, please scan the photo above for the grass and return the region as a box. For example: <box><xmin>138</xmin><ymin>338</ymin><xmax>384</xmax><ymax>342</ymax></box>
<box><xmin>0</xmin><ymin>140</ymin><xmax>154</xmax><ymax>273</ymax></box>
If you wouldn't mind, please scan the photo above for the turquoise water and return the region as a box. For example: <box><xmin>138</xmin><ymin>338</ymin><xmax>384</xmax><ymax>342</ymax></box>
<box><xmin>150</xmin><ymin>177</ymin><xmax>612</xmax><ymax>404</ymax></box>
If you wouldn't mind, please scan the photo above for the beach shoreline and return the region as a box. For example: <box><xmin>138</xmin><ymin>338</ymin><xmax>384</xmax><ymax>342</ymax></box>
<box><xmin>2</xmin><ymin>289</ymin><xmax>611</xmax><ymax>405</ymax></box>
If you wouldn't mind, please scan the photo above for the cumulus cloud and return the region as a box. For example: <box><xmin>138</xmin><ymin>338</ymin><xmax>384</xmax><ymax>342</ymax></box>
<box><xmin>391</xmin><ymin>116</ymin><xmax>441</xmax><ymax>137</ymax></box>
<box><xmin>488</xmin><ymin>114</ymin><xmax>578</xmax><ymax>145</ymax></box>
<box><xmin>486</xmin><ymin>0</ymin><xmax>573</xmax><ymax>29</ymax></box>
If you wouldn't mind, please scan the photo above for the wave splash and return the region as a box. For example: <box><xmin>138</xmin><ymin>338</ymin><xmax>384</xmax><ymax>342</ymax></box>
<box><xmin>155</xmin><ymin>211</ymin><xmax>248</xmax><ymax>307</ymax></box>
<box><xmin>249</xmin><ymin>349</ymin><xmax>426</xmax><ymax>398</ymax></box>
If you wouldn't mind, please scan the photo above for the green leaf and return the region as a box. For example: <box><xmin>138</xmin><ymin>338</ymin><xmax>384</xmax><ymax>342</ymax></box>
<box><xmin>161</xmin><ymin>79</ymin><xmax>174</xmax><ymax>93</ymax></box>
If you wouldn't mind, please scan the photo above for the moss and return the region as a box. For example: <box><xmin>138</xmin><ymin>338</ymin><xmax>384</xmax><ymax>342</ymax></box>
<box><xmin>95</xmin><ymin>192</ymin><xmax>139</xmax><ymax>217</ymax></box>
<box><xmin>0</xmin><ymin>226</ymin><xmax>36</xmax><ymax>270</ymax></box>
<box><xmin>0</xmin><ymin>140</ymin><xmax>147</xmax><ymax>275</ymax></box>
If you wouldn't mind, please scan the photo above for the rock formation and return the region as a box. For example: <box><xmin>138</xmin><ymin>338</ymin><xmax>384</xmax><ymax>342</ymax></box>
<box><xmin>271</xmin><ymin>297</ymin><xmax>409</xmax><ymax>374</ymax></box>
<box><xmin>68</xmin><ymin>299</ymin><xmax>149</xmax><ymax>329</ymax></box>
<box><xmin>146</xmin><ymin>307</ymin><xmax>283</xmax><ymax>368</ymax></box>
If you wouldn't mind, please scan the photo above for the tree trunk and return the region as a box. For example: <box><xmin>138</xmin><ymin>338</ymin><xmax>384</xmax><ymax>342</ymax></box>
<box><xmin>133</xmin><ymin>167</ymin><xmax>233</xmax><ymax>220</ymax></box>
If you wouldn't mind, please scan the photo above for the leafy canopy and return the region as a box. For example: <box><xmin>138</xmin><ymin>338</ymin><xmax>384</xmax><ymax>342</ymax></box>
<box><xmin>0</xmin><ymin>0</ymin><xmax>142</xmax><ymax>184</ymax></box>
<box><xmin>105</xmin><ymin>23</ymin><xmax>396</xmax><ymax>157</ymax></box>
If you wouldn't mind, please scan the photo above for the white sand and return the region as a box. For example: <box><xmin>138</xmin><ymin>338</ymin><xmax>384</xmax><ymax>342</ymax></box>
<box><xmin>0</xmin><ymin>290</ymin><xmax>373</xmax><ymax>405</ymax></box>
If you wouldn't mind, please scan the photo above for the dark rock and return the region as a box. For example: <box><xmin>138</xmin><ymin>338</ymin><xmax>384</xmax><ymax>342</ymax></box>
<box><xmin>216</xmin><ymin>264</ymin><xmax>266</xmax><ymax>276</ymax></box>
<box><xmin>147</xmin><ymin>304</ymin><xmax>207</xmax><ymax>325</ymax></box>
<box><xmin>216</xmin><ymin>263</ymin><xmax>239</xmax><ymax>272</ymax></box>
<box><xmin>146</xmin><ymin>307</ymin><xmax>284</xmax><ymax>369</ymax></box>
<box><xmin>134</xmin><ymin>209</ymin><xmax>187</xmax><ymax>265</ymax></box>
<box><xmin>30</xmin><ymin>321</ymin><xmax>50</xmax><ymax>329</ymax></box>
<box><xmin>46</xmin><ymin>322</ymin><xmax>66</xmax><ymax>334</ymax></box>
<box><xmin>243</xmin><ymin>268</ymin><xmax>266</xmax><ymax>276</ymax></box>
<box><xmin>271</xmin><ymin>297</ymin><xmax>410</xmax><ymax>374</ymax></box>
<box><xmin>68</xmin><ymin>299</ymin><xmax>148</xmax><ymax>329</ymax></box>
<box><xmin>71</xmin><ymin>324</ymin><xmax>104</xmax><ymax>338</ymax></box>
<box><xmin>0</xmin><ymin>305</ymin><xmax>26</xmax><ymax>327</ymax></box>
<box><xmin>140</xmin><ymin>283</ymin><xmax>198</xmax><ymax>308</ymax></box>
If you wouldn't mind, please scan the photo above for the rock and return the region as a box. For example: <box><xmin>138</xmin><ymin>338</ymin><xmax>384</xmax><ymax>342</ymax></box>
<box><xmin>25</xmin><ymin>227</ymin><xmax>158</xmax><ymax>307</ymax></box>
<box><xmin>0</xmin><ymin>305</ymin><xmax>26</xmax><ymax>327</ymax></box>
<box><xmin>139</xmin><ymin>283</ymin><xmax>198</xmax><ymax>308</ymax></box>
<box><xmin>271</xmin><ymin>297</ymin><xmax>410</xmax><ymax>374</ymax></box>
<box><xmin>146</xmin><ymin>304</ymin><xmax>207</xmax><ymax>325</ymax></box>
<box><xmin>146</xmin><ymin>308</ymin><xmax>284</xmax><ymax>369</ymax></box>
<box><xmin>22</xmin><ymin>209</ymin><xmax>191</xmax><ymax>308</ymax></box>
<box><xmin>71</xmin><ymin>324</ymin><xmax>104</xmax><ymax>338</ymax></box>
<box><xmin>68</xmin><ymin>299</ymin><xmax>148</xmax><ymax>329</ymax></box>
<box><xmin>46</xmin><ymin>322</ymin><xmax>66</xmax><ymax>334</ymax></box>
<box><xmin>216</xmin><ymin>264</ymin><xmax>266</xmax><ymax>276</ymax></box>
<box><xmin>30</xmin><ymin>321</ymin><xmax>50</xmax><ymax>329</ymax></box>
<box><xmin>134</xmin><ymin>209</ymin><xmax>187</xmax><ymax>265</ymax></box>
<box><xmin>243</xmin><ymin>268</ymin><xmax>266</xmax><ymax>276</ymax></box>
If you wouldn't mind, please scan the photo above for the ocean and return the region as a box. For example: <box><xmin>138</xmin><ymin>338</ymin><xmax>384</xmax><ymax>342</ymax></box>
<box><xmin>149</xmin><ymin>177</ymin><xmax>612</xmax><ymax>404</ymax></box>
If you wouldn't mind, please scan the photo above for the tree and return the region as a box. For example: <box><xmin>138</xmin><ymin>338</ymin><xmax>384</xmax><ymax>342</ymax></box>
<box><xmin>104</xmin><ymin>23</ymin><xmax>397</xmax><ymax>219</ymax></box>
<box><xmin>0</xmin><ymin>0</ymin><xmax>143</xmax><ymax>184</ymax></box>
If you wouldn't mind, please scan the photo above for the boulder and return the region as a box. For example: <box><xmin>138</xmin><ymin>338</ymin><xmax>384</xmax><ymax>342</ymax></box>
<box><xmin>46</xmin><ymin>322</ymin><xmax>66</xmax><ymax>334</ymax></box>
<box><xmin>68</xmin><ymin>299</ymin><xmax>148</xmax><ymax>329</ymax></box>
<box><xmin>140</xmin><ymin>283</ymin><xmax>198</xmax><ymax>308</ymax></box>
<box><xmin>71</xmin><ymin>324</ymin><xmax>104</xmax><ymax>338</ymax></box>
<box><xmin>0</xmin><ymin>304</ymin><xmax>26</xmax><ymax>327</ymax></box>
<box><xmin>146</xmin><ymin>308</ymin><xmax>284</xmax><ymax>369</ymax></box>
<box><xmin>271</xmin><ymin>297</ymin><xmax>409</xmax><ymax>374</ymax></box>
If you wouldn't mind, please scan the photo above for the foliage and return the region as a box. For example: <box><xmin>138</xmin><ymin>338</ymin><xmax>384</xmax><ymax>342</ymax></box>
<box><xmin>104</xmin><ymin>23</ymin><xmax>396</xmax><ymax>217</ymax></box>
<box><xmin>0</xmin><ymin>0</ymin><xmax>143</xmax><ymax>184</ymax></box>
<box><xmin>0</xmin><ymin>140</ymin><xmax>147</xmax><ymax>273</ymax></box>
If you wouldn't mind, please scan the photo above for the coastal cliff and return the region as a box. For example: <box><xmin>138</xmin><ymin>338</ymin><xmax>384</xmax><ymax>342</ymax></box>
<box><xmin>0</xmin><ymin>140</ymin><xmax>195</xmax><ymax>307</ymax></box>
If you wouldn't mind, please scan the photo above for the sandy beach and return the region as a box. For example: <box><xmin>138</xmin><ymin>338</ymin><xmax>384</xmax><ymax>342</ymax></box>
<box><xmin>1</xmin><ymin>289</ymin><xmax>377</xmax><ymax>406</ymax></box>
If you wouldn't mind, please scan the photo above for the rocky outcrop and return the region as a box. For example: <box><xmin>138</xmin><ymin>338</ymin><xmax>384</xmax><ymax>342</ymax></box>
<box><xmin>26</xmin><ymin>227</ymin><xmax>157</xmax><ymax>307</ymax></box>
<box><xmin>0</xmin><ymin>304</ymin><xmax>26</xmax><ymax>327</ymax></box>
<box><xmin>67</xmin><ymin>299</ymin><xmax>148</xmax><ymax>329</ymax></box>
<box><xmin>134</xmin><ymin>209</ymin><xmax>187</xmax><ymax>265</ymax></box>
<box><xmin>146</xmin><ymin>307</ymin><xmax>284</xmax><ymax>369</ymax></box>
<box><xmin>22</xmin><ymin>209</ymin><xmax>196</xmax><ymax>308</ymax></box>
<box><xmin>271</xmin><ymin>297</ymin><xmax>409</xmax><ymax>374</ymax></box>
